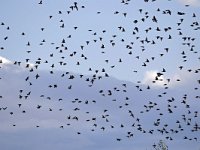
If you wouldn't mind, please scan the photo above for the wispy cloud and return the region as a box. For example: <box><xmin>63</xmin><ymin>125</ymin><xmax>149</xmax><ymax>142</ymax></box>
<box><xmin>178</xmin><ymin>0</ymin><xmax>200</xmax><ymax>6</ymax></box>
<box><xmin>142</xmin><ymin>70</ymin><xmax>167</xmax><ymax>87</ymax></box>
<box><xmin>0</xmin><ymin>56</ymin><xmax>12</xmax><ymax>64</ymax></box>
<box><xmin>141</xmin><ymin>69</ymin><xmax>199</xmax><ymax>89</ymax></box>
<box><xmin>0</xmin><ymin>55</ymin><xmax>36</xmax><ymax>72</ymax></box>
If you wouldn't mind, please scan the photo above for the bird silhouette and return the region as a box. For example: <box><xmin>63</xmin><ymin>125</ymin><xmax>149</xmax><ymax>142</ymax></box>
<box><xmin>0</xmin><ymin>0</ymin><xmax>199</xmax><ymax>148</ymax></box>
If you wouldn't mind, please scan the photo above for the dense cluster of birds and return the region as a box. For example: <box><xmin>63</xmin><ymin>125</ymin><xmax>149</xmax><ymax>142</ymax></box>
<box><xmin>0</xmin><ymin>0</ymin><xmax>200</xmax><ymax>147</ymax></box>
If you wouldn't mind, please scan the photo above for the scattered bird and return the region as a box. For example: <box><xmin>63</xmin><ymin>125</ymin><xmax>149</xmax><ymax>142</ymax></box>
<box><xmin>0</xmin><ymin>0</ymin><xmax>199</xmax><ymax>147</ymax></box>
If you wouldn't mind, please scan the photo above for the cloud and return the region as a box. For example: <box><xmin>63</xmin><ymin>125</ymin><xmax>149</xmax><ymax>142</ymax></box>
<box><xmin>0</xmin><ymin>57</ymin><xmax>199</xmax><ymax>150</ymax></box>
<box><xmin>178</xmin><ymin>0</ymin><xmax>200</xmax><ymax>6</ymax></box>
<box><xmin>142</xmin><ymin>69</ymin><xmax>200</xmax><ymax>89</ymax></box>
<box><xmin>0</xmin><ymin>56</ymin><xmax>37</xmax><ymax>74</ymax></box>
<box><xmin>142</xmin><ymin>70</ymin><xmax>167</xmax><ymax>87</ymax></box>
<box><xmin>0</xmin><ymin>56</ymin><xmax>12</xmax><ymax>64</ymax></box>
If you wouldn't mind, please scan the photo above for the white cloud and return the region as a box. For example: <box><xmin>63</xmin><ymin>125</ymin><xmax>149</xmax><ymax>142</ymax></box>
<box><xmin>142</xmin><ymin>70</ymin><xmax>167</xmax><ymax>87</ymax></box>
<box><xmin>142</xmin><ymin>69</ymin><xmax>200</xmax><ymax>89</ymax></box>
<box><xmin>0</xmin><ymin>56</ymin><xmax>12</xmax><ymax>64</ymax></box>
<box><xmin>178</xmin><ymin>0</ymin><xmax>200</xmax><ymax>6</ymax></box>
<box><xmin>0</xmin><ymin>55</ymin><xmax>36</xmax><ymax>71</ymax></box>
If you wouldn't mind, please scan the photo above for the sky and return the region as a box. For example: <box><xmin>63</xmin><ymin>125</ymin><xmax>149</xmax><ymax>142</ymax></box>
<box><xmin>0</xmin><ymin>0</ymin><xmax>200</xmax><ymax>150</ymax></box>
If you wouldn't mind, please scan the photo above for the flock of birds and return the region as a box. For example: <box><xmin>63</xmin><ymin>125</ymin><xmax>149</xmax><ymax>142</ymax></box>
<box><xmin>0</xmin><ymin>0</ymin><xmax>200</xmax><ymax>148</ymax></box>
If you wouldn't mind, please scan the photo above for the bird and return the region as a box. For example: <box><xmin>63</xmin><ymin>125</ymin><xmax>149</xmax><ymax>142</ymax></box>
<box><xmin>0</xmin><ymin>0</ymin><xmax>199</xmax><ymax>147</ymax></box>
<box><xmin>38</xmin><ymin>0</ymin><xmax>42</xmax><ymax>4</ymax></box>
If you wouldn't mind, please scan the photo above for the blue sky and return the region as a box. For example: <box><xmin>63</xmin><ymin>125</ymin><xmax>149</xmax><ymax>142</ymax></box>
<box><xmin>0</xmin><ymin>0</ymin><xmax>200</xmax><ymax>150</ymax></box>
<box><xmin>1</xmin><ymin>0</ymin><xmax>199</xmax><ymax>82</ymax></box>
